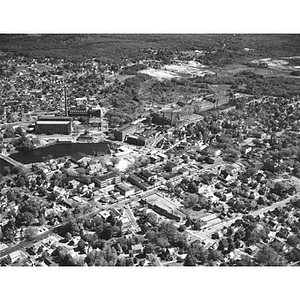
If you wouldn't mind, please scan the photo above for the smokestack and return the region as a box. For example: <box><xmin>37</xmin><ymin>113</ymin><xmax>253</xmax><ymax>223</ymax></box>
<box><xmin>64</xmin><ymin>86</ymin><xmax>68</xmax><ymax>116</ymax></box>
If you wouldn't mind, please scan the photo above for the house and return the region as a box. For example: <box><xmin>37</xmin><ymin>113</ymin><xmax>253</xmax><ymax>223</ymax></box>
<box><xmin>99</xmin><ymin>210</ymin><xmax>111</xmax><ymax>220</ymax></box>
<box><xmin>241</xmin><ymin>145</ymin><xmax>252</xmax><ymax>156</ymax></box>
<box><xmin>63</xmin><ymin>198</ymin><xmax>76</xmax><ymax>208</ymax></box>
<box><xmin>70</xmin><ymin>152</ymin><xmax>91</xmax><ymax>165</ymax></box>
<box><xmin>0</xmin><ymin>243</ymin><xmax>8</xmax><ymax>252</ymax></box>
<box><xmin>165</xmin><ymin>161</ymin><xmax>179</xmax><ymax>173</ymax></box>
<box><xmin>263</xmin><ymin>159</ymin><xmax>279</xmax><ymax>173</ymax></box>
<box><xmin>218</xmin><ymin>168</ymin><xmax>235</xmax><ymax>184</ymax></box>
<box><xmin>157</xmin><ymin>153</ymin><xmax>168</xmax><ymax>162</ymax></box>
<box><xmin>245</xmin><ymin>245</ymin><xmax>259</xmax><ymax>256</ymax></box>
<box><xmin>118</xmin><ymin>216</ymin><xmax>131</xmax><ymax>233</ymax></box>
<box><xmin>131</xmin><ymin>243</ymin><xmax>144</xmax><ymax>254</ymax></box>
<box><xmin>178</xmin><ymin>167</ymin><xmax>190</xmax><ymax>176</ymax></box>
<box><xmin>53</xmin><ymin>186</ymin><xmax>68</xmax><ymax>199</ymax></box>
<box><xmin>8</xmin><ymin>250</ymin><xmax>21</xmax><ymax>263</ymax></box>
<box><xmin>88</xmin><ymin>163</ymin><xmax>102</xmax><ymax>174</ymax></box>
<box><xmin>201</xmin><ymin>146</ymin><xmax>222</xmax><ymax>157</ymax></box>
<box><xmin>149</xmin><ymin>155</ymin><xmax>160</xmax><ymax>164</ymax></box>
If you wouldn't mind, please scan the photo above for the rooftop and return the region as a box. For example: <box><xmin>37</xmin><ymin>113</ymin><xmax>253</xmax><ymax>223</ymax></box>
<box><xmin>36</xmin><ymin>121</ymin><xmax>71</xmax><ymax>125</ymax></box>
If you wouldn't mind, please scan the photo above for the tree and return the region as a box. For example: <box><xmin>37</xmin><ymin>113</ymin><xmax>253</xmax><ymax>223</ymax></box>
<box><xmin>64</xmin><ymin>160</ymin><xmax>71</xmax><ymax>169</ymax></box>
<box><xmin>24</xmin><ymin>226</ymin><xmax>38</xmax><ymax>241</ymax></box>
<box><xmin>12</xmin><ymin>165</ymin><xmax>25</xmax><ymax>175</ymax></box>
<box><xmin>178</xmin><ymin>224</ymin><xmax>186</xmax><ymax>232</ymax></box>
<box><xmin>193</xmin><ymin>220</ymin><xmax>203</xmax><ymax>231</ymax></box>
<box><xmin>208</xmin><ymin>249</ymin><xmax>224</xmax><ymax>263</ymax></box>
<box><xmin>156</xmin><ymin>237</ymin><xmax>170</xmax><ymax>248</ymax></box>
<box><xmin>38</xmin><ymin>215</ymin><xmax>46</xmax><ymax>225</ymax></box>
<box><xmin>2</xmin><ymin>227</ymin><xmax>15</xmax><ymax>243</ymax></box>
<box><xmin>255</xmin><ymin>245</ymin><xmax>285</xmax><ymax>266</ymax></box>
<box><xmin>184</xmin><ymin>254</ymin><xmax>197</xmax><ymax>266</ymax></box>
<box><xmin>110</xmin><ymin>157</ymin><xmax>120</xmax><ymax>167</ymax></box>
<box><xmin>101</xmin><ymin>246</ymin><xmax>118</xmax><ymax>266</ymax></box>
<box><xmin>2</xmin><ymin>166</ymin><xmax>11</xmax><ymax>176</ymax></box>
<box><xmin>188</xmin><ymin>181</ymin><xmax>198</xmax><ymax>193</ymax></box>
<box><xmin>236</xmin><ymin>254</ymin><xmax>252</xmax><ymax>266</ymax></box>
<box><xmin>184</xmin><ymin>194</ymin><xmax>198</xmax><ymax>209</ymax></box>
<box><xmin>147</xmin><ymin>212</ymin><xmax>158</xmax><ymax>226</ymax></box>
<box><xmin>15</xmin><ymin>127</ymin><xmax>24</xmax><ymax>137</ymax></box>
<box><xmin>77</xmin><ymin>239</ymin><xmax>86</xmax><ymax>253</ymax></box>
<box><xmin>144</xmin><ymin>243</ymin><xmax>155</xmax><ymax>254</ymax></box>
<box><xmin>17</xmin><ymin>212</ymin><xmax>35</xmax><ymax>227</ymax></box>
<box><xmin>65</xmin><ymin>218</ymin><xmax>80</xmax><ymax>236</ymax></box>
<box><xmin>3</xmin><ymin>126</ymin><xmax>15</xmax><ymax>138</ymax></box>
<box><xmin>101</xmin><ymin>224</ymin><xmax>113</xmax><ymax>240</ymax></box>
<box><xmin>286</xmin><ymin>234</ymin><xmax>300</xmax><ymax>247</ymax></box>
<box><xmin>185</xmin><ymin>242</ymin><xmax>208</xmax><ymax>265</ymax></box>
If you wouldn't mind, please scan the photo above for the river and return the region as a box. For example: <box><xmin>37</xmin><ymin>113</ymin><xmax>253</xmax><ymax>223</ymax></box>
<box><xmin>8</xmin><ymin>142</ymin><xmax>111</xmax><ymax>164</ymax></box>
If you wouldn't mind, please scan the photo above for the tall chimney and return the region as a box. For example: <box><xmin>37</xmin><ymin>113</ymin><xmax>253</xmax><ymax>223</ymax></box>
<box><xmin>64</xmin><ymin>86</ymin><xmax>68</xmax><ymax>116</ymax></box>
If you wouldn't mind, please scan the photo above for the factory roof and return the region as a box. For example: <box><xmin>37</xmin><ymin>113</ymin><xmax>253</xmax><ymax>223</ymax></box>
<box><xmin>36</xmin><ymin>121</ymin><xmax>71</xmax><ymax>125</ymax></box>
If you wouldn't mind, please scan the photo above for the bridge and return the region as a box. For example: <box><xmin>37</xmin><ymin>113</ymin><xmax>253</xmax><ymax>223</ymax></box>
<box><xmin>0</xmin><ymin>154</ymin><xmax>23</xmax><ymax>168</ymax></box>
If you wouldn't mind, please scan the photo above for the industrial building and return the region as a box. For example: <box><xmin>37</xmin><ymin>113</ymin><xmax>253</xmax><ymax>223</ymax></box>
<box><xmin>151</xmin><ymin>108</ymin><xmax>183</xmax><ymax>127</ymax></box>
<box><xmin>141</xmin><ymin>193</ymin><xmax>186</xmax><ymax>222</ymax></box>
<box><xmin>68</xmin><ymin>104</ymin><xmax>102</xmax><ymax>118</ymax></box>
<box><xmin>35</xmin><ymin>116</ymin><xmax>72</xmax><ymax>135</ymax></box>
<box><xmin>125</xmin><ymin>135</ymin><xmax>146</xmax><ymax>146</ymax></box>
<box><xmin>68</xmin><ymin>105</ymin><xmax>89</xmax><ymax>117</ymax></box>
<box><xmin>89</xmin><ymin>117</ymin><xmax>102</xmax><ymax>128</ymax></box>
<box><xmin>114</xmin><ymin>123</ymin><xmax>137</xmax><ymax>141</ymax></box>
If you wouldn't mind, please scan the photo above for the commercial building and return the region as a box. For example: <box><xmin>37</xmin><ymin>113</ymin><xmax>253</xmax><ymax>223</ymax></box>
<box><xmin>114</xmin><ymin>124</ymin><xmax>137</xmax><ymax>141</ymax></box>
<box><xmin>93</xmin><ymin>172</ymin><xmax>121</xmax><ymax>189</ymax></box>
<box><xmin>115</xmin><ymin>182</ymin><xmax>135</xmax><ymax>197</ymax></box>
<box><xmin>35</xmin><ymin>116</ymin><xmax>72</xmax><ymax>135</ymax></box>
<box><xmin>127</xmin><ymin>174</ymin><xmax>152</xmax><ymax>191</ymax></box>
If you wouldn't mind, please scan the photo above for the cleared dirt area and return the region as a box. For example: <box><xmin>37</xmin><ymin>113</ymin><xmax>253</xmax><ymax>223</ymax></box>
<box><xmin>34</xmin><ymin>63</ymin><xmax>53</xmax><ymax>72</ymax></box>
<box><xmin>140</xmin><ymin>68</ymin><xmax>180</xmax><ymax>80</ymax></box>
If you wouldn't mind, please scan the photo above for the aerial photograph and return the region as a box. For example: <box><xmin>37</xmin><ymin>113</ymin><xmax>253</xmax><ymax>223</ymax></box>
<box><xmin>1</xmin><ymin>33</ymin><xmax>300</xmax><ymax>267</ymax></box>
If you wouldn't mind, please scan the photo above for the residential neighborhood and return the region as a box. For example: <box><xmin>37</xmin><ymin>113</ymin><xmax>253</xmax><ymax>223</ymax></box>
<box><xmin>1</xmin><ymin>34</ymin><xmax>300</xmax><ymax>267</ymax></box>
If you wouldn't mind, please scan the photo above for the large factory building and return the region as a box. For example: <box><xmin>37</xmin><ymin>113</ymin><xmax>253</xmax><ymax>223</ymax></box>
<box><xmin>35</xmin><ymin>116</ymin><xmax>73</xmax><ymax>135</ymax></box>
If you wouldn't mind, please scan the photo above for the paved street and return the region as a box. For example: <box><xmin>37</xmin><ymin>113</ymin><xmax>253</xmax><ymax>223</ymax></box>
<box><xmin>185</xmin><ymin>194</ymin><xmax>297</xmax><ymax>243</ymax></box>
<box><xmin>0</xmin><ymin>228</ymin><xmax>56</xmax><ymax>259</ymax></box>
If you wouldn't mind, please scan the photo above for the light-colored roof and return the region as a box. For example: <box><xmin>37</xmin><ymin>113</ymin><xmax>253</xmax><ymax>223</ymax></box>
<box><xmin>0</xmin><ymin>243</ymin><xmax>8</xmax><ymax>251</ymax></box>
<box><xmin>36</xmin><ymin>121</ymin><xmax>71</xmax><ymax>125</ymax></box>
<box><xmin>9</xmin><ymin>250</ymin><xmax>21</xmax><ymax>260</ymax></box>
